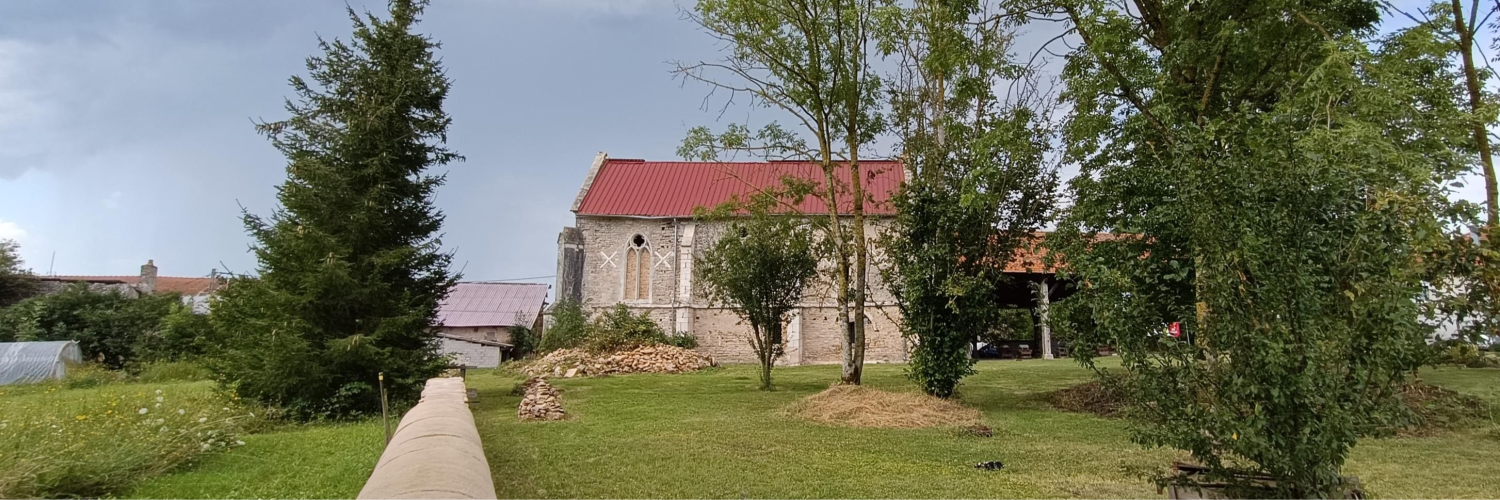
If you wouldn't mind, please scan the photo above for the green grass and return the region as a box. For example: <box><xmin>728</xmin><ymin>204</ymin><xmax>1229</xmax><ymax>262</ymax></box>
<box><xmin>124</xmin><ymin>421</ymin><xmax>384</xmax><ymax>499</ymax></box>
<box><xmin>117</xmin><ymin>360</ymin><xmax>1500</xmax><ymax>499</ymax></box>
<box><xmin>0</xmin><ymin>379</ymin><xmax>249</xmax><ymax>498</ymax></box>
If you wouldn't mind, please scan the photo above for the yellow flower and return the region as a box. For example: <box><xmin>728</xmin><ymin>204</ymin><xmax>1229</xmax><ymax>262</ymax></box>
<box><xmin>1232</xmin><ymin>432</ymin><xmax>1238</xmax><ymax>440</ymax></box>
<box><xmin>75</xmin><ymin>415</ymin><xmax>87</xmax><ymax>421</ymax></box>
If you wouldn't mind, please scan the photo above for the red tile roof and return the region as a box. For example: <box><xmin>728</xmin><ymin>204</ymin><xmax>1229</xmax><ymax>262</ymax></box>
<box><xmin>41</xmin><ymin>275</ymin><xmax>221</xmax><ymax>295</ymax></box>
<box><xmin>437</xmin><ymin>282</ymin><xmax>549</xmax><ymax>328</ymax></box>
<box><xmin>575</xmin><ymin>159</ymin><xmax>905</xmax><ymax>217</ymax></box>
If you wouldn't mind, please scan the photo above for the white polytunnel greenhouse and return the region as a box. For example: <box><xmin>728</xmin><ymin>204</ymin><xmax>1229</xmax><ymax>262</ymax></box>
<box><xmin>0</xmin><ymin>341</ymin><xmax>84</xmax><ymax>385</ymax></box>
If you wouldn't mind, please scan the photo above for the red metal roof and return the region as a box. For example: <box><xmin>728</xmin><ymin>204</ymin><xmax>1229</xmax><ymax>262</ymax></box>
<box><xmin>41</xmin><ymin>275</ymin><xmax>221</xmax><ymax>295</ymax></box>
<box><xmin>436</xmin><ymin>282</ymin><xmax>549</xmax><ymax>328</ymax></box>
<box><xmin>576</xmin><ymin>159</ymin><xmax>905</xmax><ymax>217</ymax></box>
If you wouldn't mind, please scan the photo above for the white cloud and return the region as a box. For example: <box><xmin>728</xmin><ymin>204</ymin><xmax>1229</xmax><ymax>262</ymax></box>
<box><xmin>102</xmin><ymin>190</ymin><xmax>122</xmax><ymax>209</ymax></box>
<box><xmin>0</xmin><ymin>219</ymin><xmax>26</xmax><ymax>241</ymax></box>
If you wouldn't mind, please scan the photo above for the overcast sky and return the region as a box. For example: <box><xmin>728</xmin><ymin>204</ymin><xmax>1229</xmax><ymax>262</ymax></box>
<box><xmin>0</xmin><ymin>0</ymin><xmax>1481</xmax><ymax>293</ymax></box>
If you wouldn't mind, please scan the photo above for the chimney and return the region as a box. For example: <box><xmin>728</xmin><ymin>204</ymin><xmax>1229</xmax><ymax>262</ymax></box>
<box><xmin>139</xmin><ymin>259</ymin><xmax>158</xmax><ymax>294</ymax></box>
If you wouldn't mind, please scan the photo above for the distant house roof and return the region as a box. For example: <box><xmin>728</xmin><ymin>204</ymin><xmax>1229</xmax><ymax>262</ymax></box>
<box><xmin>437</xmin><ymin>282</ymin><xmax>549</xmax><ymax>328</ymax></box>
<box><xmin>573</xmin><ymin>155</ymin><xmax>905</xmax><ymax>218</ymax></box>
<box><xmin>40</xmin><ymin>275</ymin><xmax>221</xmax><ymax>295</ymax></box>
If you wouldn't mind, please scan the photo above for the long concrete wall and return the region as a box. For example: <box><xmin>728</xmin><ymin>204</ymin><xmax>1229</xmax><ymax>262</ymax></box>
<box><xmin>357</xmin><ymin>377</ymin><xmax>496</xmax><ymax>499</ymax></box>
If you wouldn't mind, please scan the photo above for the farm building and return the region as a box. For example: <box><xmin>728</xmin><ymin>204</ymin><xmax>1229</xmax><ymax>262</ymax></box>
<box><xmin>553</xmin><ymin>153</ymin><xmax>1070</xmax><ymax>366</ymax></box>
<box><xmin>436</xmin><ymin>282</ymin><xmax>548</xmax><ymax>367</ymax></box>
<box><xmin>38</xmin><ymin>260</ymin><xmax>225</xmax><ymax>313</ymax></box>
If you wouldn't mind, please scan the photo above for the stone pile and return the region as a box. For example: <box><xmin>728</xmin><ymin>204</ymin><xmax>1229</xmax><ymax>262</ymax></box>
<box><xmin>523</xmin><ymin>345</ymin><xmax>716</xmax><ymax>378</ymax></box>
<box><xmin>517</xmin><ymin>377</ymin><xmax>566</xmax><ymax>421</ymax></box>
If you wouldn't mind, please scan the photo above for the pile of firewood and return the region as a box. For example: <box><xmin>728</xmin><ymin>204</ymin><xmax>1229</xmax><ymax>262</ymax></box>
<box><xmin>517</xmin><ymin>377</ymin><xmax>566</xmax><ymax>421</ymax></box>
<box><xmin>523</xmin><ymin>345</ymin><xmax>715</xmax><ymax>378</ymax></box>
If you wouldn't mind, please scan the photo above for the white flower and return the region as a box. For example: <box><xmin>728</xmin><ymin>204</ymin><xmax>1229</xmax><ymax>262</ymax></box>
<box><xmin>159</xmin><ymin>426</ymin><xmax>168</xmax><ymax>432</ymax></box>
<box><xmin>222</xmin><ymin>407</ymin><xmax>230</xmax><ymax>411</ymax></box>
<box><xmin>201</xmin><ymin>443</ymin><xmax>211</xmax><ymax>451</ymax></box>
<box><xmin>155</xmin><ymin>389</ymin><xmax>162</xmax><ymax>395</ymax></box>
<box><xmin>154</xmin><ymin>403</ymin><xmax>161</xmax><ymax>408</ymax></box>
<box><xmin>234</xmin><ymin>440</ymin><xmax>245</xmax><ymax>446</ymax></box>
<box><xmin>198</xmin><ymin>417</ymin><xmax>207</xmax><ymax>423</ymax></box>
<box><xmin>176</xmin><ymin>409</ymin><xmax>185</xmax><ymax>415</ymax></box>
<box><xmin>139</xmin><ymin>408</ymin><xmax>149</xmax><ymax>415</ymax></box>
<box><xmin>156</xmin><ymin>396</ymin><xmax>164</xmax><ymax>403</ymax></box>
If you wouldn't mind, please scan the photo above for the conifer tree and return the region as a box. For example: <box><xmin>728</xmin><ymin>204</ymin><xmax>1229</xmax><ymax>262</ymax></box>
<box><xmin>210</xmin><ymin>0</ymin><xmax>460</xmax><ymax>419</ymax></box>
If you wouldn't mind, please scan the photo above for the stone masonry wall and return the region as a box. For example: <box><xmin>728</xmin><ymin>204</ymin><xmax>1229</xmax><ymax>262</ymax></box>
<box><xmin>439</xmin><ymin>337</ymin><xmax>501</xmax><ymax>368</ymax></box>
<box><xmin>573</xmin><ymin>215</ymin><xmax>906</xmax><ymax>365</ymax></box>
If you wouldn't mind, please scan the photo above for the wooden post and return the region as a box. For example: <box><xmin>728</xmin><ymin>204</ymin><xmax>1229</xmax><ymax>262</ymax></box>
<box><xmin>379</xmin><ymin>372</ymin><xmax>391</xmax><ymax>444</ymax></box>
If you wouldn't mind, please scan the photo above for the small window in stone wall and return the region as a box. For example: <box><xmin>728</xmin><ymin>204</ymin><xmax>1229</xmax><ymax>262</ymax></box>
<box><xmin>624</xmin><ymin>234</ymin><xmax>651</xmax><ymax>300</ymax></box>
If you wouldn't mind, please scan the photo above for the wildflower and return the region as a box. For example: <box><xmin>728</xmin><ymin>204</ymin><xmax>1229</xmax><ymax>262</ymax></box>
<box><xmin>234</xmin><ymin>440</ymin><xmax>245</xmax><ymax>446</ymax></box>
<box><xmin>155</xmin><ymin>389</ymin><xmax>163</xmax><ymax>395</ymax></box>
<box><xmin>198</xmin><ymin>417</ymin><xmax>207</xmax><ymax>423</ymax></box>
<box><xmin>75</xmin><ymin>415</ymin><xmax>87</xmax><ymax>421</ymax></box>
<box><xmin>201</xmin><ymin>443</ymin><xmax>211</xmax><ymax>451</ymax></box>
<box><xmin>156</xmin><ymin>396</ymin><xmax>164</xmax><ymax>403</ymax></box>
<box><xmin>139</xmin><ymin>408</ymin><xmax>149</xmax><ymax>415</ymax></box>
<box><xmin>177</xmin><ymin>409</ymin><xmax>185</xmax><ymax>415</ymax></box>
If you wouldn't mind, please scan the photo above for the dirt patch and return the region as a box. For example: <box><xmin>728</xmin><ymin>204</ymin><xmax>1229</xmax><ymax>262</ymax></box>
<box><xmin>782</xmin><ymin>385</ymin><xmax>982</xmax><ymax>429</ymax></box>
<box><xmin>1046</xmin><ymin>380</ymin><xmax>1126</xmax><ymax>418</ymax></box>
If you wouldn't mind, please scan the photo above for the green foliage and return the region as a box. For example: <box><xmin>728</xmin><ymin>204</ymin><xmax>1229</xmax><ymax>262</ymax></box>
<box><xmin>678</xmin><ymin>0</ymin><xmax>886</xmax><ymax>385</ymax></box>
<box><xmin>135</xmin><ymin>302</ymin><xmax>214</xmax><ymax>362</ymax></box>
<box><xmin>695</xmin><ymin>192</ymin><xmax>820</xmax><ymax>390</ymax></box>
<box><xmin>582</xmin><ymin>304</ymin><xmax>675</xmax><ymax>353</ymax></box>
<box><xmin>1034</xmin><ymin>0</ymin><xmax>1466</xmax><ymax>494</ymax></box>
<box><xmin>0</xmin><ymin>239</ymin><xmax>38</xmax><ymax>308</ymax></box>
<box><xmin>210</xmin><ymin>0</ymin><xmax>459</xmax><ymax>420</ymax></box>
<box><xmin>0</xmin><ymin>283</ymin><xmax>177</xmax><ymax>368</ymax></box>
<box><xmin>508</xmin><ymin>324</ymin><xmax>536</xmax><ymax>359</ymax></box>
<box><xmin>535</xmin><ymin>301</ymin><xmax>693</xmax><ymax>354</ymax></box>
<box><xmin>539</xmin><ymin>300</ymin><xmax>588</xmax><ymax>352</ymax></box>
<box><xmin>877</xmin><ymin>1</ymin><xmax>1057</xmax><ymax>398</ymax></box>
<box><xmin>0</xmin><ymin>380</ymin><xmax>254</xmax><ymax>498</ymax></box>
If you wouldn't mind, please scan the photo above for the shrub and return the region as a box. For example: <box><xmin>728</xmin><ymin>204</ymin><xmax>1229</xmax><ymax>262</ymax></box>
<box><xmin>583</xmin><ymin>304</ymin><xmax>672</xmax><ymax>353</ymax></box>
<box><xmin>665</xmin><ymin>334</ymin><xmax>698</xmax><ymax>349</ymax></box>
<box><xmin>0</xmin><ymin>283</ymin><xmax>177</xmax><ymax>368</ymax></box>
<box><xmin>135</xmin><ymin>302</ymin><xmax>214</xmax><ymax>362</ymax></box>
<box><xmin>0</xmin><ymin>380</ymin><xmax>253</xmax><ymax>498</ymax></box>
<box><xmin>539</xmin><ymin>300</ymin><xmax>589</xmax><ymax>352</ymax></box>
<box><xmin>509</xmin><ymin>325</ymin><xmax>536</xmax><ymax>359</ymax></box>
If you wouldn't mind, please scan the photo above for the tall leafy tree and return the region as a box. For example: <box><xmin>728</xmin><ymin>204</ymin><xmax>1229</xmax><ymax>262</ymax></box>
<box><xmin>210</xmin><ymin>0</ymin><xmax>460</xmax><ymax>419</ymax></box>
<box><xmin>695</xmin><ymin>193</ymin><xmax>820</xmax><ymax>391</ymax></box>
<box><xmin>878</xmin><ymin>0</ymin><xmax>1058</xmax><ymax>398</ymax></box>
<box><xmin>676</xmin><ymin>0</ymin><xmax>886</xmax><ymax>384</ymax></box>
<box><xmin>1021</xmin><ymin>0</ymin><xmax>1467</xmax><ymax>495</ymax></box>
<box><xmin>0</xmin><ymin>239</ymin><xmax>38</xmax><ymax>308</ymax></box>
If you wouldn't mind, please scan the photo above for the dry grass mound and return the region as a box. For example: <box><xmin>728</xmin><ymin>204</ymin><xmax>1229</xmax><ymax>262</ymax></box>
<box><xmin>782</xmin><ymin>385</ymin><xmax>982</xmax><ymax>429</ymax></box>
<box><xmin>1398</xmin><ymin>381</ymin><xmax>1494</xmax><ymax>436</ymax></box>
<box><xmin>1046</xmin><ymin>380</ymin><xmax>1126</xmax><ymax>418</ymax></box>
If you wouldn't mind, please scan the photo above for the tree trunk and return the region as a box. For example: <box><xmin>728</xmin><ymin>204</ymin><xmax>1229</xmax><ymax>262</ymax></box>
<box><xmin>1453</xmin><ymin>0</ymin><xmax>1499</xmax><ymax>228</ymax></box>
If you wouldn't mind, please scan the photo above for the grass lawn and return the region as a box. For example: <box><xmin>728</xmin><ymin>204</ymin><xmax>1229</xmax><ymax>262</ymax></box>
<box><xmin>118</xmin><ymin>360</ymin><xmax>1500</xmax><ymax>498</ymax></box>
<box><xmin>123</xmin><ymin>421</ymin><xmax>384</xmax><ymax>499</ymax></box>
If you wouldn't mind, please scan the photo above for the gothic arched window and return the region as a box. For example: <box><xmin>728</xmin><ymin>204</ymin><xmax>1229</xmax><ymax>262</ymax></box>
<box><xmin>624</xmin><ymin>234</ymin><xmax>650</xmax><ymax>300</ymax></box>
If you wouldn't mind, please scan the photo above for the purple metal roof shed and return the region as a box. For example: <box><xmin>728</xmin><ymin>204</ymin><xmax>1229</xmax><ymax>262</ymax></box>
<box><xmin>437</xmin><ymin>282</ymin><xmax>549</xmax><ymax>328</ymax></box>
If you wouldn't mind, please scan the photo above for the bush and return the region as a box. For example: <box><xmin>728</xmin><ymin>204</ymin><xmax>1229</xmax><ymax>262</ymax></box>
<box><xmin>509</xmin><ymin>325</ymin><xmax>536</xmax><ymax>359</ymax></box>
<box><xmin>583</xmin><ymin>304</ymin><xmax>672</xmax><ymax>352</ymax></box>
<box><xmin>61</xmin><ymin>363</ymin><xmax>131</xmax><ymax>390</ymax></box>
<box><xmin>0</xmin><ymin>380</ymin><xmax>254</xmax><ymax>498</ymax></box>
<box><xmin>135</xmin><ymin>302</ymin><xmax>214</xmax><ymax>362</ymax></box>
<box><xmin>539</xmin><ymin>300</ymin><xmax>589</xmax><ymax>352</ymax></box>
<box><xmin>538</xmin><ymin>302</ymin><xmax>687</xmax><ymax>353</ymax></box>
<box><xmin>0</xmin><ymin>283</ymin><xmax>178</xmax><ymax>368</ymax></box>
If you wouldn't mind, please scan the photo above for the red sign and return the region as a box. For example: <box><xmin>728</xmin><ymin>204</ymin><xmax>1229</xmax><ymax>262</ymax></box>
<box><xmin>1168</xmin><ymin>322</ymin><xmax>1181</xmax><ymax>338</ymax></box>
